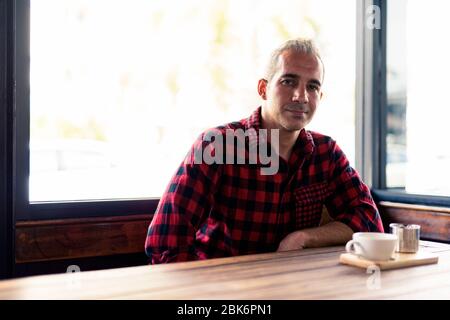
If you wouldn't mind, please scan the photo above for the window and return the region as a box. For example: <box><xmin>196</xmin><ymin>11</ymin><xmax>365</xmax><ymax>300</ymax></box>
<box><xmin>27</xmin><ymin>0</ymin><xmax>357</xmax><ymax>207</ymax></box>
<box><xmin>386</xmin><ymin>0</ymin><xmax>450</xmax><ymax>198</ymax></box>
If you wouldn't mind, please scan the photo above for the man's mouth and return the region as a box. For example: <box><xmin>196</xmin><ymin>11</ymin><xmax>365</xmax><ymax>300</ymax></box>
<box><xmin>286</xmin><ymin>109</ymin><xmax>308</xmax><ymax>116</ymax></box>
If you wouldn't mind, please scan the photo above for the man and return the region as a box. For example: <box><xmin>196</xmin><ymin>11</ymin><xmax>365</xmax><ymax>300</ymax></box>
<box><xmin>145</xmin><ymin>38</ymin><xmax>384</xmax><ymax>264</ymax></box>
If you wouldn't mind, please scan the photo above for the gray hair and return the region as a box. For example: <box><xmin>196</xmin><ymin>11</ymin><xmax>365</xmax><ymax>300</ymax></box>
<box><xmin>264</xmin><ymin>38</ymin><xmax>324</xmax><ymax>82</ymax></box>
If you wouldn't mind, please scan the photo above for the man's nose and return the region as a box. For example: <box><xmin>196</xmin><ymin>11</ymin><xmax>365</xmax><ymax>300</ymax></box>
<box><xmin>292</xmin><ymin>85</ymin><xmax>308</xmax><ymax>103</ymax></box>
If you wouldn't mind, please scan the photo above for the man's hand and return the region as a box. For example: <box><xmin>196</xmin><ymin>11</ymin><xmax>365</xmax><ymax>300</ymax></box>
<box><xmin>277</xmin><ymin>230</ymin><xmax>308</xmax><ymax>251</ymax></box>
<box><xmin>277</xmin><ymin>221</ymin><xmax>354</xmax><ymax>252</ymax></box>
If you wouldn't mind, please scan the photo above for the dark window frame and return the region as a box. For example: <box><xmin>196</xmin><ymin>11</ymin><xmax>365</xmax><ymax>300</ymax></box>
<box><xmin>13</xmin><ymin>0</ymin><xmax>158</xmax><ymax>221</ymax></box>
<box><xmin>8</xmin><ymin>0</ymin><xmax>450</xmax><ymax>226</ymax></box>
<box><xmin>355</xmin><ymin>0</ymin><xmax>387</xmax><ymax>189</ymax></box>
<box><xmin>0</xmin><ymin>0</ymin><xmax>14</xmax><ymax>279</ymax></box>
<box><xmin>356</xmin><ymin>0</ymin><xmax>450</xmax><ymax>208</ymax></box>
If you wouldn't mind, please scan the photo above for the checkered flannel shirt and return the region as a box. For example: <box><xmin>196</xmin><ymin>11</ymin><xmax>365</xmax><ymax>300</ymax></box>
<box><xmin>145</xmin><ymin>107</ymin><xmax>384</xmax><ymax>263</ymax></box>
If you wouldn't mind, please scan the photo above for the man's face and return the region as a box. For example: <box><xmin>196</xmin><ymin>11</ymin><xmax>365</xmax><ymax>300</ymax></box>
<box><xmin>259</xmin><ymin>50</ymin><xmax>324</xmax><ymax>132</ymax></box>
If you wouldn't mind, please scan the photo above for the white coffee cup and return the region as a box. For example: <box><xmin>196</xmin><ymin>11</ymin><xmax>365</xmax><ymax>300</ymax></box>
<box><xmin>345</xmin><ymin>232</ymin><xmax>398</xmax><ymax>261</ymax></box>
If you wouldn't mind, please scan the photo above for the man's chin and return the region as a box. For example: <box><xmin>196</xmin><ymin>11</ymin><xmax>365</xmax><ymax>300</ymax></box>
<box><xmin>280</xmin><ymin>120</ymin><xmax>307</xmax><ymax>132</ymax></box>
<box><xmin>281</xmin><ymin>125</ymin><xmax>305</xmax><ymax>132</ymax></box>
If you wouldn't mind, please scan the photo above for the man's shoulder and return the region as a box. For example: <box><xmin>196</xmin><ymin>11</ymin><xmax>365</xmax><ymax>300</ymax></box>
<box><xmin>307</xmin><ymin>130</ymin><xmax>349</xmax><ymax>160</ymax></box>
<box><xmin>307</xmin><ymin>130</ymin><xmax>336</xmax><ymax>147</ymax></box>
<box><xmin>218</xmin><ymin>115</ymin><xmax>250</xmax><ymax>131</ymax></box>
<box><xmin>199</xmin><ymin>107</ymin><xmax>261</xmax><ymax>137</ymax></box>
<box><xmin>200</xmin><ymin>117</ymin><xmax>250</xmax><ymax>137</ymax></box>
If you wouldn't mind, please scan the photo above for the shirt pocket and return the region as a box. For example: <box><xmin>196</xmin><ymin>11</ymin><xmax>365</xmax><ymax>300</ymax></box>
<box><xmin>293</xmin><ymin>182</ymin><xmax>330</xmax><ymax>229</ymax></box>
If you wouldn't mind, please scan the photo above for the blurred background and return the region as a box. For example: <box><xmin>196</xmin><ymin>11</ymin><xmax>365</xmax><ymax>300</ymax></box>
<box><xmin>32</xmin><ymin>0</ymin><xmax>450</xmax><ymax>202</ymax></box>
<box><xmin>30</xmin><ymin>0</ymin><xmax>357</xmax><ymax>201</ymax></box>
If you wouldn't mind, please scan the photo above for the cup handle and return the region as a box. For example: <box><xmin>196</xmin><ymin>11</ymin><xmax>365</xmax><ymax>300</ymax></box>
<box><xmin>345</xmin><ymin>240</ymin><xmax>363</xmax><ymax>255</ymax></box>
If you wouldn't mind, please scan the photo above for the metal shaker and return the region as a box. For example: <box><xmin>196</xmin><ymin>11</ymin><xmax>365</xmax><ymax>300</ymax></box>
<box><xmin>389</xmin><ymin>223</ymin><xmax>420</xmax><ymax>253</ymax></box>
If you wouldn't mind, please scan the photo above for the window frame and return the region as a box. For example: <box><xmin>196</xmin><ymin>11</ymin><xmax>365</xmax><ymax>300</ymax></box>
<box><xmin>0</xmin><ymin>0</ymin><xmax>14</xmax><ymax>279</ymax></box>
<box><xmin>357</xmin><ymin>0</ymin><xmax>450</xmax><ymax>207</ymax></box>
<box><xmin>355</xmin><ymin>0</ymin><xmax>387</xmax><ymax>189</ymax></box>
<box><xmin>9</xmin><ymin>0</ymin><xmax>450</xmax><ymax>225</ymax></box>
<box><xmin>13</xmin><ymin>0</ymin><xmax>158</xmax><ymax>221</ymax></box>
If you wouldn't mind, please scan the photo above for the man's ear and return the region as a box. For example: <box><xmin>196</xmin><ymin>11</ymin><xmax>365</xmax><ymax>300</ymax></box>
<box><xmin>257</xmin><ymin>79</ymin><xmax>268</xmax><ymax>100</ymax></box>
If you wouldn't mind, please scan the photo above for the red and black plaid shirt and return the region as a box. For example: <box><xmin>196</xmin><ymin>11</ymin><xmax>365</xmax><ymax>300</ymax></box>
<box><xmin>145</xmin><ymin>107</ymin><xmax>384</xmax><ymax>263</ymax></box>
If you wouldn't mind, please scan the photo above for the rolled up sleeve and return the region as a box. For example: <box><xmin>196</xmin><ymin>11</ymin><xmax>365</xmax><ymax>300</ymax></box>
<box><xmin>325</xmin><ymin>141</ymin><xmax>384</xmax><ymax>233</ymax></box>
<box><xmin>145</xmin><ymin>132</ymin><xmax>222</xmax><ymax>264</ymax></box>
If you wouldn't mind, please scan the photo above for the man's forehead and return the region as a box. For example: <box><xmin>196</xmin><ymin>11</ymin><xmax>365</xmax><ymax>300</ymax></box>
<box><xmin>275</xmin><ymin>50</ymin><xmax>324</xmax><ymax>81</ymax></box>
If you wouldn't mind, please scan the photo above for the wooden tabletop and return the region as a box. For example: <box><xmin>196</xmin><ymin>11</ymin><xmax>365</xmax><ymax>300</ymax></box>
<box><xmin>1</xmin><ymin>241</ymin><xmax>450</xmax><ymax>300</ymax></box>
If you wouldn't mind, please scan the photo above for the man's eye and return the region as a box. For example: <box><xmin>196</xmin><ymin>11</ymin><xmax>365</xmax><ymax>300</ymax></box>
<box><xmin>281</xmin><ymin>79</ymin><xmax>295</xmax><ymax>86</ymax></box>
<box><xmin>308</xmin><ymin>84</ymin><xmax>320</xmax><ymax>91</ymax></box>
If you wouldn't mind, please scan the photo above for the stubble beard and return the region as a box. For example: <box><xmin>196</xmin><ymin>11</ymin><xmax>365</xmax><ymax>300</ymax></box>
<box><xmin>279</xmin><ymin>111</ymin><xmax>310</xmax><ymax>132</ymax></box>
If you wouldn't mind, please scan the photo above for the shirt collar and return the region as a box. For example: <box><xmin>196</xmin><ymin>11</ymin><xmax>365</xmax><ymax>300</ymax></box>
<box><xmin>295</xmin><ymin>125</ymin><xmax>315</xmax><ymax>156</ymax></box>
<box><xmin>246</xmin><ymin>106</ymin><xmax>262</xmax><ymax>131</ymax></box>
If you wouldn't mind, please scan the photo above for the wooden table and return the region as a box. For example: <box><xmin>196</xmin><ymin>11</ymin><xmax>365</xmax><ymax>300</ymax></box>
<box><xmin>1</xmin><ymin>241</ymin><xmax>450</xmax><ymax>299</ymax></box>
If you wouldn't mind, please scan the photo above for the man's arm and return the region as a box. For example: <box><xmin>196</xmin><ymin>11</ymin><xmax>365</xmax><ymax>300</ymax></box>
<box><xmin>278</xmin><ymin>140</ymin><xmax>383</xmax><ymax>252</ymax></box>
<box><xmin>324</xmin><ymin>141</ymin><xmax>384</xmax><ymax>234</ymax></box>
<box><xmin>145</xmin><ymin>131</ymin><xmax>222</xmax><ymax>263</ymax></box>
<box><xmin>277</xmin><ymin>221</ymin><xmax>353</xmax><ymax>251</ymax></box>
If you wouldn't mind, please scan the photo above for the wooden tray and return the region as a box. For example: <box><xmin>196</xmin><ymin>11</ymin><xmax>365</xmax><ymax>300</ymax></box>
<box><xmin>339</xmin><ymin>250</ymin><xmax>439</xmax><ymax>270</ymax></box>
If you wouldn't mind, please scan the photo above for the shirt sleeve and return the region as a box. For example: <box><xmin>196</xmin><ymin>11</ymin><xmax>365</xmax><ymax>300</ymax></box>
<box><xmin>325</xmin><ymin>141</ymin><xmax>384</xmax><ymax>233</ymax></box>
<box><xmin>144</xmin><ymin>131</ymin><xmax>222</xmax><ymax>264</ymax></box>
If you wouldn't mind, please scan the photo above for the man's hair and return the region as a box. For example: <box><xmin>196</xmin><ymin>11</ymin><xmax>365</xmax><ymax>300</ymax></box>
<box><xmin>264</xmin><ymin>38</ymin><xmax>324</xmax><ymax>82</ymax></box>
